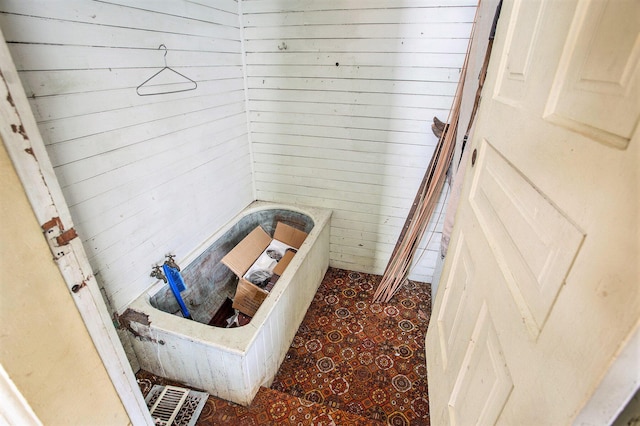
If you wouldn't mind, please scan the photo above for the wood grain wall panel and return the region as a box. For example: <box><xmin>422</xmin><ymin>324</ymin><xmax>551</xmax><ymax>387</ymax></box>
<box><xmin>244</xmin><ymin>0</ymin><xmax>474</xmax><ymax>282</ymax></box>
<box><xmin>245</xmin><ymin>38</ymin><xmax>470</xmax><ymax>54</ymax></box>
<box><xmin>247</xmin><ymin>77</ymin><xmax>458</xmax><ymax>96</ymax></box>
<box><xmin>244</xmin><ymin>23</ymin><xmax>473</xmax><ymax>41</ymax></box>
<box><xmin>19</xmin><ymin>67</ymin><xmax>243</xmax><ymax>98</ymax></box>
<box><xmin>243</xmin><ymin>7</ymin><xmax>476</xmax><ymax>26</ymax></box>
<box><xmin>246</xmin><ymin>52</ymin><xmax>467</xmax><ymax>68</ymax></box>
<box><xmin>242</xmin><ymin>0</ymin><xmax>476</xmax><ymax>13</ymax></box>
<box><xmin>46</xmin><ymin>101</ymin><xmax>246</xmax><ymax>169</ymax></box>
<box><xmin>0</xmin><ymin>1</ymin><xmax>240</xmax><ymax>38</ymax></box>
<box><xmin>0</xmin><ymin>0</ymin><xmax>252</xmax><ymax>313</ymax></box>
<box><xmin>247</xmin><ymin>65</ymin><xmax>463</xmax><ymax>82</ymax></box>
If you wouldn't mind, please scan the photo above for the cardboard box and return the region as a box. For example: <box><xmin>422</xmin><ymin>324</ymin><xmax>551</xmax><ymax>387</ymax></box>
<box><xmin>273</xmin><ymin>250</ymin><xmax>296</xmax><ymax>276</ymax></box>
<box><xmin>221</xmin><ymin>222</ymin><xmax>307</xmax><ymax>316</ymax></box>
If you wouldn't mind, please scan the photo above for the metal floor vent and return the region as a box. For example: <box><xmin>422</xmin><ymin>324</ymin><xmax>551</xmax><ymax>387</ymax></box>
<box><xmin>144</xmin><ymin>385</ymin><xmax>209</xmax><ymax>426</ymax></box>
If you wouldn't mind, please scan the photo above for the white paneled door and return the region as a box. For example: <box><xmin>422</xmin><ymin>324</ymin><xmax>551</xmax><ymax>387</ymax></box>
<box><xmin>426</xmin><ymin>0</ymin><xmax>639</xmax><ymax>424</ymax></box>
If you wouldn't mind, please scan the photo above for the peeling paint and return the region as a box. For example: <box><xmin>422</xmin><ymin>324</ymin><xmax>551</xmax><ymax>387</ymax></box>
<box><xmin>0</xmin><ymin>70</ymin><xmax>12</xmax><ymax>108</ymax></box>
<box><xmin>24</xmin><ymin>147</ymin><xmax>34</xmax><ymax>157</ymax></box>
<box><xmin>56</xmin><ymin>228</ymin><xmax>78</xmax><ymax>245</ymax></box>
<box><xmin>10</xmin><ymin>123</ymin><xmax>28</xmax><ymax>140</ymax></box>
<box><xmin>42</xmin><ymin>216</ymin><xmax>65</xmax><ymax>231</ymax></box>
<box><xmin>118</xmin><ymin>308</ymin><xmax>157</xmax><ymax>343</ymax></box>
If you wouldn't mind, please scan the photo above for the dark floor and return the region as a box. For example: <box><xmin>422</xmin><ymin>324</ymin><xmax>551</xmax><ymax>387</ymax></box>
<box><xmin>137</xmin><ymin>267</ymin><xmax>432</xmax><ymax>425</ymax></box>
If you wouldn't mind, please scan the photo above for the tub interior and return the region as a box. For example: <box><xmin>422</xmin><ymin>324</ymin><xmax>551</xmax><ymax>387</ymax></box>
<box><xmin>149</xmin><ymin>209</ymin><xmax>314</xmax><ymax>326</ymax></box>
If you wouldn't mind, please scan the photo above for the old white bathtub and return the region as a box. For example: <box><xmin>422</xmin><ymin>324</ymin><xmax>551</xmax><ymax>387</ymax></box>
<box><xmin>123</xmin><ymin>201</ymin><xmax>331</xmax><ymax>405</ymax></box>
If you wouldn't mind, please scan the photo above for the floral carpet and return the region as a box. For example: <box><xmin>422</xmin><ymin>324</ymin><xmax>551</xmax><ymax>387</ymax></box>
<box><xmin>136</xmin><ymin>268</ymin><xmax>432</xmax><ymax>425</ymax></box>
<box><xmin>271</xmin><ymin>268</ymin><xmax>432</xmax><ymax>425</ymax></box>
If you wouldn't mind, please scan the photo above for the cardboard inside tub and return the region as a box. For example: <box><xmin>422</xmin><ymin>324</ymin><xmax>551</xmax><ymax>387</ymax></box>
<box><xmin>221</xmin><ymin>222</ymin><xmax>307</xmax><ymax>316</ymax></box>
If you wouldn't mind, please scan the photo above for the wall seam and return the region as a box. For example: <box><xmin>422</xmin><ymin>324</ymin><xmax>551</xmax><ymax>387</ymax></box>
<box><xmin>237</xmin><ymin>0</ymin><xmax>256</xmax><ymax>201</ymax></box>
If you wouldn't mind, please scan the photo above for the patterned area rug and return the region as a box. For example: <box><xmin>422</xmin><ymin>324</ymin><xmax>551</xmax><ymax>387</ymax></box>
<box><xmin>137</xmin><ymin>373</ymin><xmax>375</xmax><ymax>425</ymax></box>
<box><xmin>271</xmin><ymin>268</ymin><xmax>432</xmax><ymax>425</ymax></box>
<box><xmin>136</xmin><ymin>268</ymin><xmax>432</xmax><ymax>425</ymax></box>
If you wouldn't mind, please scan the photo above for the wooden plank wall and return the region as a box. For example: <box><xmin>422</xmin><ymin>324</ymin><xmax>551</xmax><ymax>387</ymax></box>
<box><xmin>0</xmin><ymin>0</ymin><xmax>253</xmax><ymax>313</ymax></box>
<box><xmin>242</xmin><ymin>0</ymin><xmax>476</xmax><ymax>282</ymax></box>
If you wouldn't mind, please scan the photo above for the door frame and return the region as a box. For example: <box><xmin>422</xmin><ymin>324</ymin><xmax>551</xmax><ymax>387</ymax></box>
<box><xmin>573</xmin><ymin>326</ymin><xmax>640</xmax><ymax>424</ymax></box>
<box><xmin>0</xmin><ymin>29</ymin><xmax>152</xmax><ymax>425</ymax></box>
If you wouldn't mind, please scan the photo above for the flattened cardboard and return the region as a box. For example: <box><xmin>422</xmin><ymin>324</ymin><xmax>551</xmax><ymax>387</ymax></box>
<box><xmin>221</xmin><ymin>226</ymin><xmax>272</xmax><ymax>277</ymax></box>
<box><xmin>274</xmin><ymin>222</ymin><xmax>307</xmax><ymax>249</ymax></box>
<box><xmin>273</xmin><ymin>250</ymin><xmax>296</xmax><ymax>276</ymax></box>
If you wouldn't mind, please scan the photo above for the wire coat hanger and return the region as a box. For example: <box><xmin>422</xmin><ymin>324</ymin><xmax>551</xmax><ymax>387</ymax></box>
<box><xmin>136</xmin><ymin>44</ymin><xmax>197</xmax><ymax>96</ymax></box>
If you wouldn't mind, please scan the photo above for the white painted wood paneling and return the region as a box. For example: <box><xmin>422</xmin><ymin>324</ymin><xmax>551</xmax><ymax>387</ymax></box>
<box><xmin>243</xmin><ymin>0</ymin><xmax>474</xmax><ymax>282</ymax></box>
<box><xmin>0</xmin><ymin>0</ymin><xmax>475</xmax><ymax>316</ymax></box>
<box><xmin>0</xmin><ymin>0</ymin><xmax>253</xmax><ymax>313</ymax></box>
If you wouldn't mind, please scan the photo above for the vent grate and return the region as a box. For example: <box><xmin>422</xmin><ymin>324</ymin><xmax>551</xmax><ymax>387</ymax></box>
<box><xmin>149</xmin><ymin>385</ymin><xmax>189</xmax><ymax>425</ymax></box>
<box><xmin>145</xmin><ymin>385</ymin><xmax>208</xmax><ymax>426</ymax></box>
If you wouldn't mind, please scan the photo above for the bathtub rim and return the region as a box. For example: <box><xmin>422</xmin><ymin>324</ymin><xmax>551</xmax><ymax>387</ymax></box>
<box><xmin>124</xmin><ymin>200</ymin><xmax>332</xmax><ymax>354</ymax></box>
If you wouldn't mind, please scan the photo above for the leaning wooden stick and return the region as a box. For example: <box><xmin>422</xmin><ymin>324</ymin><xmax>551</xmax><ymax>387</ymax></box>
<box><xmin>373</xmin><ymin>4</ymin><xmax>480</xmax><ymax>304</ymax></box>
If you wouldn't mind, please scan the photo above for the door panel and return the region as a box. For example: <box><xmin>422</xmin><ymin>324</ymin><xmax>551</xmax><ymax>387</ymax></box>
<box><xmin>544</xmin><ymin>0</ymin><xmax>639</xmax><ymax>148</ymax></box>
<box><xmin>494</xmin><ymin>0</ymin><xmax>548</xmax><ymax>105</ymax></box>
<box><xmin>426</xmin><ymin>0</ymin><xmax>639</xmax><ymax>424</ymax></box>
<box><xmin>469</xmin><ymin>140</ymin><xmax>584</xmax><ymax>337</ymax></box>
<box><xmin>448</xmin><ymin>303</ymin><xmax>513</xmax><ymax>426</ymax></box>
<box><xmin>436</xmin><ymin>233</ymin><xmax>475</xmax><ymax>371</ymax></box>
